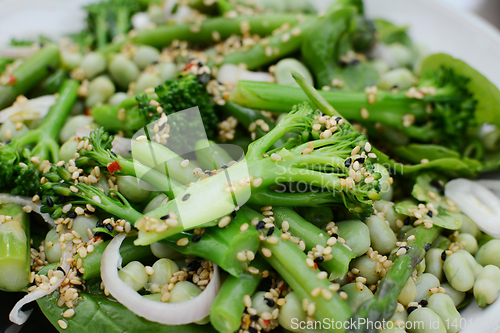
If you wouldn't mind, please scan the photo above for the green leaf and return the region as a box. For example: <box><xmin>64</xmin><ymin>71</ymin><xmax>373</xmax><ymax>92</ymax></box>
<box><xmin>372</xmin><ymin>19</ymin><xmax>412</xmax><ymax>47</ymax></box>
<box><xmin>394</xmin><ymin>144</ymin><xmax>460</xmax><ymax>164</ymax></box>
<box><xmin>420</xmin><ymin>53</ymin><xmax>500</xmax><ymax>127</ymax></box>
<box><xmin>37</xmin><ymin>291</ymin><xmax>218</xmax><ymax>333</ymax></box>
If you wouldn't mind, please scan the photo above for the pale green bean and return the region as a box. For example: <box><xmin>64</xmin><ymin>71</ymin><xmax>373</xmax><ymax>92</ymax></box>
<box><xmin>473</xmin><ymin>265</ymin><xmax>500</xmax><ymax>307</ymax></box>
<box><xmin>455</xmin><ymin>250</ymin><xmax>482</xmax><ymax>278</ymax></box>
<box><xmin>414</xmin><ymin>273</ymin><xmax>440</xmax><ymax>301</ymax></box>
<box><xmin>407</xmin><ymin>307</ymin><xmax>446</xmax><ymax>333</ymax></box>
<box><xmin>108</xmin><ymin>92</ymin><xmax>129</xmax><ymax>106</ymax></box>
<box><xmin>251</xmin><ymin>291</ymin><xmax>277</xmax><ymax>316</ymax></box>
<box><xmin>133</xmin><ymin>45</ymin><xmax>160</xmax><ymax>70</ymax></box>
<box><xmin>342</xmin><ymin>282</ymin><xmax>374</xmax><ymax>312</ymax></box>
<box><xmin>0</xmin><ymin>119</ymin><xmax>29</xmax><ymax>142</ymax></box>
<box><xmin>44</xmin><ymin>228</ymin><xmax>61</xmax><ymax>264</ymax></box>
<box><xmin>416</xmin><ymin>258</ymin><xmax>426</xmax><ymax>275</ymax></box>
<box><xmin>427</xmin><ymin>293</ymin><xmax>461</xmax><ymax>333</ymax></box>
<box><xmin>275</xmin><ymin>58</ymin><xmax>313</xmax><ymax>88</ymax></box>
<box><xmin>59</xmin><ymin>115</ymin><xmax>94</xmax><ymax>143</ymax></box>
<box><xmin>170</xmin><ymin>281</ymin><xmax>210</xmax><ymax>325</ymax></box>
<box><xmin>134</xmin><ymin>72</ymin><xmax>160</xmax><ymax>94</ymax></box>
<box><xmin>424</xmin><ymin>248</ymin><xmax>444</xmax><ymax>281</ymax></box>
<box><xmin>336</xmin><ymin>220</ymin><xmax>371</xmax><ymax>257</ymax></box>
<box><xmin>116</xmin><ymin>175</ymin><xmax>152</xmax><ymax>202</ymax></box>
<box><xmin>80</xmin><ymin>52</ymin><xmax>107</xmax><ymax>79</ymax></box>
<box><xmin>278</xmin><ymin>291</ymin><xmax>308</xmax><ymax>333</ymax></box>
<box><xmin>443</xmin><ymin>252</ymin><xmax>475</xmax><ymax>292</ymax></box>
<box><xmin>72</xmin><ymin>215</ymin><xmax>98</xmax><ymax>242</ymax></box>
<box><xmin>148</xmin><ymin>258</ymin><xmax>179</xmax><ymax>286</ymax></box>
<box><xmin>61</xmin><ymin>51</ymin><xmax>83</xmax><ymax>71</ymax></box>
<box><xmin>85</xmin><ymin>75</ymin><xmax>116</xmax><ymax>108</ymax></box>
<box><xmin>454</xmin><ymin>233</ymin><xmax>478</xmax><ymax>255</ymax></box>
<box><xmin>109</xmin><ymin>54</ymin><xmax>140</xmax><ymax>89</ymax></box>
<box><xmin>149</xmin><ymin>241</ymin><xmax>183</xmax><ymax>260</ymax></box>
<box><xmin>440</xmin><ymin>283</ymin><xmax>465</xmax><ymax>307</ymax></box>
<box><xmin>475</xmin><ymin>239</ymin><xmax>500</xmax><ymax>268</ymax></box>
<box><xmin>373</xmin><ymin>200</ymin><xmax>405</xmax><ymax>232</ymax></box>
<box><xmin>143</xmin><ymin>194</ymin><xmax>169</xmax><ymax>214</ymax></box>
<box><xmin>118</xmin><ymin>261</ymin><xmax>148</xmax><ymax>291</ymax></box>
<box><xmin>59</xmin><ymin>138</ymin><xmax>78</xmax><ymax>162</ymax></box>
<box><xmin>159</xmin><ymin>62</ymin><xmax>178</xmax><ymax>81</ymax></box>
<box><xmin>459</xmin><ymin>215</ymin><xmax>480</xmax><ymax>239</ymax></box>
<box><xmin>350</xmin><ymin>255</ymin><xmax>380</xmax><ymax>285</ymax></box>
<box><xmin>378</xmin><ymin>68</ymin><xmax>414</xmax><ymax>90</ymax></box>
<box><xmin>397</xmin><ymin>276</ymin><xmax>417</xmax><ymax>306</ymax></box>
<box><xmin>366</xmin><ymin>215</ymin><xmax>397</xmax><ymax>255</ymax></box>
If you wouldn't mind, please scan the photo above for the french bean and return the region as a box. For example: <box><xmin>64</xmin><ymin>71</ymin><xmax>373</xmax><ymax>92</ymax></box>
<box><xmin>454</xmin><ymin>233</ymin><xmax>478</xmax><ymax>255</ymax></box>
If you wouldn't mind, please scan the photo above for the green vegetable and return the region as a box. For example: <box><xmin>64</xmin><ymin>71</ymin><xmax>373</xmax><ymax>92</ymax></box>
<box><xmin>342</xmin><ymin>282</ymin><xmax>374</xmax><ymax>312</ymax></box>
<box><xmin>336</xmin><ymin>220</ymin><xmax>370</xmax><ymax>257</ymax></box>
<box><xmin>424</xmin><ymin>248</ymin><xmax>444</xmax><ymax>281</ymax></box>
<box><xmin>297</xmin><ymin>206</ymin><xmax>333</xmax><ymax>227</ymax></box>
<box><xmin>397</xmin><ymin>277</ymin><xmax>416</xmax><ymax>306</ymax></box>
<box><xmin>0</xmin><ymin>79</ymin><xmax>79</xmax><ymax>196</ymax></box>
<box><xmin>149</xmin><ymin>258</ymin><xmax>179</xmax><ymax>286</ymax></box>
<box><xmin>118</xmin><ymin>260</ymin><xmax>148</xmax><ymax>291</ymax></box>
<box><xmin>414</xmin><ymin>273</ymin><xmax>440</xmax><ymax>302</ymax></box>
<box><xmin>80</xmin><ymin>52</ymin><xmax>107</xmax><ymax>80</ymax></box>
<box><xmin>365</xmin><ymin>215</ymin><xmax>397</xmax><ymax>255</ymax></box>
<box><xmin>407</xmin><ymin>307</ymin><xmax>446</xmax><ymax>333</ymax></box>
<box><xmin>0</xmin><ymin>204</ymin><xmax>30</xmax><ymax>291</ymax></box>
<box><xmin>443</xmin><ymin>251</ymin><xmax>475</xmax><ymax>292</ymax></box>
<box><xmin>473</xmin><ymin>265</ymin><xmax>500</xmax><ymax>307</ymax></box>
<box><xmin>427</xmin><ymin>293</ymin><xmax>461</xmax><ymax>333</ymax></box>
<box><xmin>475</xmin><ymin>239</ymin><xmax>500</xmax><ymax>268</ymax></box>
<box><xmin>275</xmin><ymin>58</ymin><xmax>314</xmax><ymax>88</ymax></box>
<box><xmin>440</xmin><ymin>282</ymin><xmax>465</xmax><ymax>307</ymax></box>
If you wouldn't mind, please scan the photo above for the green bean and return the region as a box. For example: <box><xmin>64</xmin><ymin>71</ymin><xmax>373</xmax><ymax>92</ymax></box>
<box><xmin>342</xmin><ymin>282</ymin><xmax>374</xmax><ymax>312</ymax></box>
<box><xmin>454</xmin><ymin>233</ymin><xmax>478</xmax><ymax>255</ymax></box>
<box><xmin>118</xmin><ymin>260</ymin><xmax>149</xmax><ymax>291</ymax></box>
<box><xmin>59</xmin><ymin>138</ymin><xmax>78</xmax><ymax>162</ymax></box>
<box><xmin>0</xmin><ymin>204</ymin><xmax>30</xmax><ymax>291</ymax></box>
<box><xmin>31</xmin><ymin>68</ymin><xmax>68</xmax><ymax>97</ymax></box>
<box><xmin>475</xmin><ymin>239</ymin><xmax>500</xmax><ymax>268</ymax></box>
<box><xmin>149</xmin><ymin>241</ymin><xmax>183</xmax><ymax>260</ymax></box>
<box><xmin>443</xmin><ymin>252</ymin><xmax>475</xmax><ymax>292</ymax></box>
<box><xmin>397</xmin><ymin>276</ymin><xmax>417</xmax><ymax>306</ymax></box>
<box><xmin>407</xmin><ymin>307</ymin><xmax>446</xmax><ymax>333</ymax></box>
<box><xmin>378</xmin><ymin>68</ymin><xmax>414</xmax><ymax>91</ymax></box>
<box><xmin>350</xmin><ymin>255</ymin><xmax>380</xmax><ymax>285</ymax></box>
<box><xmin>473</xmin><ymin>265</ymin><xmax>500</xmax><ymax>307</ymax></box>
<box><xmin>116</xmin><ymin>175</ymin><xmax>152</xmax><ymax>202</ymax></box>
<box><xmin>143</xmin><ymin>194</ymin><xmax>170</xmax><ymax>214</ymax></box>
<box><xmin>80</xmin><ymin>52</ymin><xmax>107</xmax><ymax>79</ymax></box>
<box><xmin>158</xmin><ymin>62</ymin><xmax>178</xmax><ymax>82</ymax></box>
<box><xmin>108</xmin><ymin>54</ymin><xmax>140</xmax><ymax>89</ymax></box>
<box><xmin>133</xmin><ymin>72</ymin><xmax>160</xmax><ymax>94</ymax></box>
<box><xmin>366</xmin><ymin>215</ymin><xmax>397</xmax><ymax>255</ymax></box>
<box><xmin>61</xmin><ymin>51</ymin><xmax>82</xmax><ymax>71</ymax></box>
<box><xmin>72</xmin><ymin>215</ymin><xmax>98</xmax><ymax>242</ymax></box>
<box><xmin>439</xmin><ymin>283</ymin><xmax>465</xmax><ymax>307</ymax></box>
<box><xmin>44</xmin><ymin>228</ymin><xmax>61</xmax><ymax>264</ymax></box>
<box><xmin>273</xmin><ymin>207</ymin><xmax>355</xmax><ymax>280</ymax></box>
<box><xmin>0</xmin><ymin>119</ymin><xmax>29</xmax><ymax>142</ymax></box>
<box><xmin>0</xmin><ymin>44</ymin><xmax>61</xmax><ymax>109</ymax></box>
<box><xmin>397</xmin><ymin>225</ymin><xmax>413</xmax><ymax>240</ymax></box>
<box><xmin>414</xmin><ymin>273</ymin><xmax>440</xmax><ymax>301</ymax></box>
<box><xmin>133</xmin><ymin>45</ymin><xmax>160</xmax><ymax>70</ymax></box>
<box><xmin>373</xmin><ymin>200</ymin><xmax>405</xmax><ymax>232</ymax></box>
<box><xmin>148</xmin><ymin>258</ymin><xmax>179</xmax><ymax>286</ymax></box>
<box><xmin>459</xmin><ymin>214</ymin><xmax>480</xmax><ymax>239</ymax></box>
<box><xmin>109</xmin><ymin>92</ymin><xmax>129</xmax><ymax>106</ymax></box>
<box><xmin>86</xmin><ymin>75</ymin><xmax>116</xmax><ymax>108</ymax></box>
<box><xmin>210</xmin><ymin>259</ymin><xmax>267</xmax><ymax>333</ymax></box>
<box><xmin>427</xmin><ymin>293</ymin><xmax>461</xmax><ymax>333</ymax></box>
<box><xmin>297</xmin><ymin>206</ymin><xmax>333</xmax><ymax>227</ymax></box>
<box><xmin>275</xmin><ymin>58</ymin><xmax>313</xmax><ymax>88</ymax></box>
<box><xmin>59</xmin><ymin>115</ymin><xmax>94</xmax><ymax>143</ymax></box>
<box><xmin>424</xmin><ymin>248</ymin><xmax>444</xmax><ymax>281</ymax></box>
<box><xmin>336</xmin><ymin>220</ymin><xmax>371</xmax><ymax>257</ymax></box>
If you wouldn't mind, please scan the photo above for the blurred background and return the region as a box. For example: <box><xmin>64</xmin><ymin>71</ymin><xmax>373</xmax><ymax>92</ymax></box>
<box><xmin>442</xmin><ymin>0</ymin><xmax>500</xmax><ymax>28</ymax></box>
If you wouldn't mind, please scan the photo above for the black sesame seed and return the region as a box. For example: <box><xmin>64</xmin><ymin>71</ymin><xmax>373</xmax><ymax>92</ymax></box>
<box><xmin>403</xmin><ymin>246</ymin><xmax>409</xmax><ymax>251</ymax></box>
<box><xmin>392</xmin><ymin>85</ymin><xmax>398</xmax><ymax>90</ymax></box>
<box><xmin>404</xmin><ymin>217</ymin><xmax>411</xmax><ymax>225</ymax></box>
<box><xmin>335</xmin><ymin>117</ymin><xmax>342</xmax><ymax>123</ymax></box>
<box><xmin>197</xmin><ymin>72</ymin><xmax>211</xmax><ymax>85</ymax></box>
<box><xmin>261</xmin><ymin>277</ymin><xmax>272</xmax><ymax>290</ymax></box>
<box><xmin>187</xmin><ymin>260</ymin><xmax>201</xmax><ymax>272</ymax></box>
<box><xmin>221</xmin><ymin>165</ymin><xmax>228</xmax><ymax>169</ymax></box>
<box><xmin>160</xmin><ymin>214</ymin><xmax>169</xmax><ymax>220</ymax></box>
<box><xmin>5</xmin><ymin>140</ymin><xmax>11</xmax><ymax>144</ymax></box>
<box><xmin>331</xmin><ymin>233</ymin><xmax>339</xmax><ymax>239</ymax></box>
<box><xmin>57</xmin><ymin>267</ymin><xmax>66</xmax><ymax>274</ymax></box>
<box><xmin>419</xmin><ymin>299</ymin><xmax>428</xmax><ymax>307</ymax></box>
<box><xmin>197</xmin><ymin>61</ymin><xmax>203</xmax><ymax>67</ymax></box>
<box><xmin>46</xmin><ymin>65</ymin><xmax>54</xmax><ymax>73</ymax></box>
<box><xmin>344</xmin><ymin>158</ymin><xmax>352</xmax><ymax>168</ymax></box>
<box><xmin>46</xmin><ymin>196</ymin><xmax>54</xmax><ymax>207</ymax></box>
<box><xmin>350</xmin><ymin>58</ymin><xmax>360</xmax><ymax>65</ymax></box>
<box><xmin>248</xmin><ymin>327</ymin><xmax>258</xmax><ymax>333</ymax></box>
<box><xmin>73</xmin><ymin>283</ymin><xmax>84</xmax><ymax>290</ymax></box>
<box><xmin>192</xmin><ymin>235</ymin><xmax>202</xmax><ymax>243</ymax></box>
<box><xmin>205</xmin><ymin>171</ymin><xmax>212</xmax><ymax>176</ymax></box>
<box><xmin>67</xmin><ymin>212</ymin><xmax>77</xmax><ymax>219</ymax></box>
<box><xmin>427</xmin><ymin>211</ymin><xmax>433</xmax><ymax>217</ymax></box>
<box><xmin>430</xmin><ymin>180</ymin><xmax>445</xmax><ymax>196</ymax></box>
<box><xmin>243</xmin><ymin>308</ymin><xmax>248</xmax><ymax>314</ymax></box>
<box><xmin>256</xmin><ymin>221</ymin><xmax>266</xmax><ymax>230</ymax></box>
<box><xmin>182</xmin><ymin>194</ymin><xmax>190</xmax><ymax>201</ymax></box>
<box><xmin>314</xmin><ymin>257</ymin><xmax>324</xmax><ymax>263</ymax></box>
<box><xmin>105</xmin><ymin>224</ymin><xmax>114</xmax><ymax>232</ymax></box>
<box><xmin>267</xmin><ymin>227</ymin><xmax>275</xmax><ymax>236</ymax></box>
<box><xmin>76</xmin><ymin>270</ymin><xmax>83</xmax><ymax>277</ymax></box>
<box><xmin>441</xmin><ymin>251</ymin><xmax>447</xmax><ymax>261</ymax></box>
<box><xmin>425</xmin><ymin>243</ymin><xmax>431</xmax><ymax>252</ymax></box>
<box><xmin>407</xmin><ymin>306</ymin><xmax>418</xmax><ymax>315</ymax></box>
<box><xmin>96</xmin><ymin>220</ymin><xmax>104</xmax><ymax>228</ymax></box>
<box><xmin>250</xmin><ymin>315</ymin><xmax>259</xmax><ymax>321</ymax></box>
<box><xmin>110</xmin><ymin>151</ymin><xmax>117</xmax><ymax>157</ymax></box>
<box><xmin>231</xmin><ymin>210</ymin><xmax>237</xmax><ymax>218</ymax></box>
<box><xmin>264</xmin><ymin>298</ymin><xmax>275</xmax><ymax>307</ymax></box>
<box><xmin>356</xmin><ymin>157</ymin><xmax>365</xmax><ymax>164</ymax></box>
<box><xmin>84</xmin><ymin>209</ymin><xmax>94</xmax><ymax>215</ymax></box>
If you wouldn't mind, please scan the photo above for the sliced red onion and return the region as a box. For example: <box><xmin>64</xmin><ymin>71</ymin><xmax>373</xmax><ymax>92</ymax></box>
<box><xmin>9</xmin><ymin>241</ymin><xmax>73</xmax><ymax>325</ymax></box>
<box><xmin>0</xmin><ymin>95</ymin><xmax>55</xmax><ymax>123</ymax></box>
<box><xmin>0</xmin><ymin>194</ymin><xmax>54</xmax><ymax>227</ymax></box>
<box><xmin>445</xmin><ymin>178</ymin><xmax>500</xmax><ymax>238</ymax></box>
<box><xmin>101</xmin><ymin>233</ymin><xmax>221</xmax><ymax>325</ymax></box>
<box><xmin>76</xmin><ymin>127</ymin><xmax>131</xmax><ymax>157</ymax></box>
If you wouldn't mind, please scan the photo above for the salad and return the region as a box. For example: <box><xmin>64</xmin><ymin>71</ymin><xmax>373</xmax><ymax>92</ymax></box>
<box><xmin>1</xmin><ymin>0</ymin><xmax>500</xmax><ymax>332</ymax></box>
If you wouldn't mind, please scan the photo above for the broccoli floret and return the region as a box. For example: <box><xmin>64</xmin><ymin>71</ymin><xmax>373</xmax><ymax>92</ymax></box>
<box><xmin>0</xmin><ymin>80</ymin><xmax>79</xmax><ymax>196</ymax></box>
<box><xmin>91</xmin><ymin>72</ymin><xmax>219</xmax><ymax>150</ymax></box>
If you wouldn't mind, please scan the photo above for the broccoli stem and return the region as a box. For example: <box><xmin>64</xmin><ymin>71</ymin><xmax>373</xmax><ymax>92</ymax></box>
<box><xmin>347</xmin><ymin>226</ymin><xmax>441</xmax><ymax>333</ymax></box>
<box><xmin>247</xmin><ymin>190</ymin><xmax>344</xmax><ymax>207</ymax></box>
<box><xmin>159</xmin><ymin>211</ymin><xmax>260</xmax><ymax>277</ymax></box>
<box><xmin>222</xmin><ymin>17</ymin><xmax>315</xmax><ymax>70</ymax></box>
<box><xmin>194</xmin><ymin>139</ymin><xmax>234</xmax><ymax>171</ymax></box>
<box><xmin>0</xmin><ymin>204</ymin><xmax>30</xmax><ymax>292</ymax></box>
<box><xmin>241</xmin><ymin>207</ymin><xmax>353</xmax><ymax>332</ymax></box>
<box><xmin>79</xmin><ymin>235</ymin><xmax>153</xmax><ymax>280</ymax></box>
<box><xmin>100</xmin><ymin>14</ymin><xmax>313</xmax><ymax>53</ymax></box>
<box><xmin>210</xmin><ymin>258</ymin><xmax>268</xmax><ymax>333</ymax></box>
<box><xmin>273</xmin><ymin>207</ymin><xmax>355</xmax><ymax>280</ymax></box>
<box><xmin>0</xmin><ymin>44</ymin><xmax>61</xmax><ymax>109</ymax></box>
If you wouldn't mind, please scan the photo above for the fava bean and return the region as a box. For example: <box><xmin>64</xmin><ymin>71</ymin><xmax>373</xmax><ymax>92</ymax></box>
<box><xmin>369</xmin><ymin>59</ymin><xmax>391</xmax><ymax>76</ymax></box>
<box><xmin>150</xmin><ymin>241</ymin><xmax>183</xmax><ymax>260</ymax></box>
<box><xmin>336</xmin><ymin>220</ymin><xmax>370</xmax><ymax>257</ymax></box>
<box><xmin>475</xmin><ymin>239</ymin><xmax>500</xmax><ymax>268</ymax></box>
<box><xmin>134</xmin><ymin>72</ymin><xmax>160</xmax><ymax>94</ymax></box>
<box><xmin>80</xmin><ymin>52</ymin><xmax>107</xmax><ymax>79</ymax></box>
<box><xmin>443</xmin><ymin>252</ymin><xmax>474</xmax><ymax>292</ymax></box>
<box><xmin>374</xmin><ymin>200</ymin><xmax>405</xmax><ymax>232</ymax></box>
<box><xmin>439</xmin><ymin>283</ymin><xmax>465</xmax><ymax>307</ymax></box>
<box><xmin>407</xmin><ymin>307</ymin><xmax>446</xmax><ymax>333</ymax></box>
<box><xmin>95</xmin><ymin>175</ymin><xmax>110</xmax><ymax>194</ymax></box>
<box><xmin>397</xmin><ymin>276</ymin><xmax>417</xmax><ymax>306</ymax></box>
<box><xmin>44</xmin><ymin>228</ymin><xmax>61</xmax><ymax>264</ymax></box>
<box><xmin>387</xmin><ymin>309</ymin><xmax>407</xmax><ymax>329</ymax></box>
<box><xmin>459</xmin><ymin>214</ymin><xmax>480</xmax><ymax>239</ymax></box>
<box><xmin>109</xmin><ymin>54</ymin><xmax>140</xmax><ymax>89</ymax></box>
<box><xmin>116</xmin><ymin>175</ymin><xmax>152</xmax><ymax>202</ymax></box>
<box><xmin>251</xmin><ymin>291</ymin><xmax>277</xmax><ymax>316</ymax></box>
<box><xmin>0</xmin><ymin>119</ymin><xmax>29</xmax><ymax>142</ymax></box>
<box><xmin>72</xmin><ymin>215</ymin><xmax>98</xmax><ymax>242</ymax></box>
<box><xmin>133</xmin><ymin>45</ymin><xmax>160</xmax><ymax>69</ymax></box>
<box><xmin>59</xmin><ymin>115</ymin><xmax>94</xmax><ymax>143</ymax></box>
<box><xmin>61</xmin><ymin>51</ymin><xmax>83</xmax><ymax>71</ymax></box>
<box><xmin>414</xmin><ymin>273</ymin><xmax>440</xmax><ymax>301</ymax></box>
<box><xmin>378</xmin><ymin>68</ymin><xmax>414</xmax><ymax>90</ymax></box>
<box><xmin>59</xmin><ymin>138</ymin><xmax>78</xmax><ymax>162</ymax></box>
<box><xmin>374</xmin><ymin>163</ymin><xmax>393</xmax><ymax>201</ymax></box>
<box><xmin>85</xmin><ymin>75</ymin><xmax>116</xmax><ymax>108</ymax></box>
<box><xmin>455</xmin><ymin>250</ymin><xmax>482</xmax><ymax>278</ymax></box>
<box><xmin>427</xmin><ymin>293</ymin><xmax>461</xmax><ymax>333</ymax></box>
<box><xmin>148</xmin><ymin>258</ymin><xmax>179</xmax><ymax>286</ymax></box>
<box><xmin>275</xmin><ymin>58</ymin><xmax>313</xmax><ymax>88</ymax></box>
<box><xmin>118</xmin><ymin>261</ymin><xmax>148</xmax><ymax>291</ymax></box>
<box><xmin>278</xmin><ymin>291</ymin><xmax>307</xmax><ymax>332</ymax></box>
<box><xmin>350</xmin><ymin>255</ymin><xmax>380</xmax><ymax>285</ymax></box>
<box><xmin>385</xmin><ymin>43</ymin><xmax>415</xmax><ymax>68</ymax></box>
<box><xmin>143</xmin><ymin>194</ymin><xmax>169</xmax><ymax>214</ymax></box>
<box><xmin>159</xmin><ymin>62</ymin><xmax>178</xmax><ymax>82</ymax></box>
<box><xmin>424</xmin><ymin>248</ymin><xmax>444</xmax><ymax>281</ymax></box>
<box><xmin>342</xmin><ymin>282</ymin><xmax>374</xmax><ymax>312</ymax></box>
<box><xmin>108</xmin><ymin>92</ymin><xmax>129</xmax><ymax>106</ymax></box>
<box><xmin>380</xmin><ymin>328</ymin><xmax>406</xmax><ymax>333</ymax></box>
<box><xmin>454</xmin><ymin>233</ymin><xmax>478</xmax><ymax>255</ymax></box>
<box><xmin>473</xmin><ymin>265</ymin><xmax>500</xmax><ymax>307</ymax></box>
<box><xmin>366</xmin><ymin>215</ymin><xmax>397</xmax><ymax>255</ymax></box>
<box><xmin>416</xmin><ymin>258</ymin><xmax>426</xmax><ymax>275</ymax></box>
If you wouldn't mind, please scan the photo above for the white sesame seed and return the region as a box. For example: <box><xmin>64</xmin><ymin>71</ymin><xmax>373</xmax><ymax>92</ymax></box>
<box><xmin>266</xmin><ymin>236</ymin><xmax>279</xmax><ymax>245</ymax></box>
<box><xmin>236</xmin><ymin>252</ymin><xmax>247</xmax><ymax>262</ymax></box>
<box><xmin>176</xmin><ymin>238</ymin><xmax>189</xmax><ymax>246</ymax></box>
<box><xmin>311</xmin><ymin>287</ymin><xmax>322</xmax><ymax>297</ymax></box>
<box><xmin>180</xmin><ymin>159</ymin><xmax>190</xmax><ymax>168</ymax></box>
<box><xmin>317</xmin><ymin>271</ymin><xmax>328</xmax><ymax>280</ymax></box>
<box><xmin>218</xmin><ymin>216</ymin><xmax>231</xmax><ymax>228</ymax></box>
<box><xmin>244</xmin><ymin>294</ymin><xmax>252</xmax><ymax>308</ymax></box>
<box><xmin>58</xmin><ymin>320</ymin><xmax>68</xmax><ymax>329</ymax></box>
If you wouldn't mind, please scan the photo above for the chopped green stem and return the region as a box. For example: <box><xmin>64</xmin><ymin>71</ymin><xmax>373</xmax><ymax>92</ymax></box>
<box><xmin>0</xmin><ymin>44</ymin><xmax>61</xmax><ymax>109</ymax></box>
<box><xmin>159</xmin><ymin>211</ymin><xmax>260</xmax><ymax>277</ymax></box>
<box><xmin>210</xmin><ymin>258</ymin><xmax>268</xmax><ymax>333</ymax></box>
<box><xmin>347</xmin><ymin>225</ymin><xmax>441</xmax><ymax>333</ymax></box>
<box><xmin>194</xmin><ymin>139</ymin><xmax>233</xmax><ymax>171</ymax></box>
<box><xmin>247</xmin><ymin>190</ymin><xmax>343</xmax><ymax>207</ymax></box>
<box><xmin>273</xmin><ymin>207</ymin><xmax>355</xmax><ymax>280</ymax></box>
<box><xmin>297</xmin><ymin>206</ymin><xmax>334</xmax><ymax>227</ymax></box>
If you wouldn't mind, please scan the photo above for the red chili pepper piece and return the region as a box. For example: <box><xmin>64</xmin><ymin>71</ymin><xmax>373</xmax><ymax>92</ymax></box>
<box><xmin>107</xmin><ymin>161</ymin><xmax>121</xmax><ymax>174</ymax></box>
